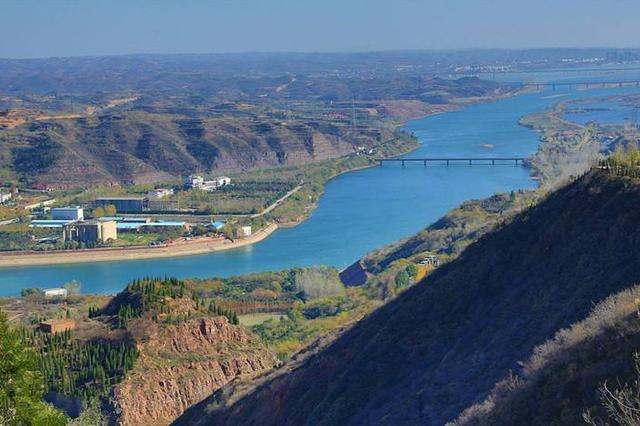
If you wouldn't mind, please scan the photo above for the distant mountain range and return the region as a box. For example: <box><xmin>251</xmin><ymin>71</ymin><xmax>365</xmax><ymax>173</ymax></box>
<box><xmin>0</xmin><ymin>52</ymin><xmax>512</xmax><ymax>188</ymax></box>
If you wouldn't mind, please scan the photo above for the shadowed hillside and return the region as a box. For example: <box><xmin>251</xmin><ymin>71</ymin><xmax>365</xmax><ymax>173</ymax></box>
<box><xmin>453</xmin><ymin>284</ymin><xmax>640</xmax><ymax>425</ymax></box>
<box><xmin>175</xmin><ymin>170</ymin><xmax>640</xmax><ymax>425</ymax></box>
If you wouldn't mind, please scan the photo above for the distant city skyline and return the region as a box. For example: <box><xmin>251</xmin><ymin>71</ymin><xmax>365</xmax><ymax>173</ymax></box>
<box><xmin>1</xmin><ymin>0</ymin><xmax>639</xmax><ymax>59</ymax></box>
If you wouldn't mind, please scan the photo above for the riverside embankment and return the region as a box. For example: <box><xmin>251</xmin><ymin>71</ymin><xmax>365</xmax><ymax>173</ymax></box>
<box><xmin>2</xmin><ymin>70</ymin><xmax>640</xmax><ymax>296</ymax></box>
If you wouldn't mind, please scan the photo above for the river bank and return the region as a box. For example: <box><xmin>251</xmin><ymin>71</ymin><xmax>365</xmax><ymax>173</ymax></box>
<box><xmin>0</xmin><ymin>135</ymin><xmax>419</xmax><ymax>268</ymax></box>
<box><xmin>5</xmin><ymin>72</ymin><xmax>638</xmax><ymax>295</ymax></box>
<box><xmin>0</xmin><ymin>223</ymin><xmax>279</xmax><ymax>267</ymax></box>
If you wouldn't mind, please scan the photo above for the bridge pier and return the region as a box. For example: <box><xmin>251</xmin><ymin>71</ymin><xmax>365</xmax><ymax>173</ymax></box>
<box><xmin>423</xmin><ymin>160</ymin><xmax>427</xmax><ymax>166</ymax></box>
<box><xmin>492</xmin><ymin>159</ymin><xmax>495</xmax><ymax>165</ymax></box>
<box><xmin>401</xmin><ymin>159</ymin><xmax>405</xmax><ymax>166</ymax></box>
<box><xmin>446</xmin><ymin>160</ymin><xmax>450</xmax><ymax>166</ymax></box>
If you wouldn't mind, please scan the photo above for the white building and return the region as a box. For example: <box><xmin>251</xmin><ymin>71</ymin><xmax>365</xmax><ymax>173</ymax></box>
<box><xmin>148</xmin><ymin>188</ymin><xmax>174</xmax><ymax>199</ymax></box>
<box><xmin>24</xmin><ymin>198</ymin><xmax>56</xmax><ymax>211</ymax></box>
<box><xmin>419</xmin><ymin>255</ymin><xmax>440</xmax><ymax>267</ymax></box>
<box><xmin>186</xmin><ymin>175</ymin><xmax>231</xmax><ymax>192</ymax></box>
<box><xmin>240</xmin><ymin>226</ymin><xmax>252</xmax><ymax>237</ymax></box>
<box><xmin>185</xmin><ymin>175</ymin><xmax>205</xmax><ymax>189</ymax></box>
<box><xmin>43</xmin><ymin>288</ymin><xmax>68</xmax><ymax>298</ymax></box>
<box><xmin>202</xmin><ymin>176</ymin><xmax>231</xmax><ymax>191</ymax></box>
<box><xmin>0</xmin><ymin>192</ymin><xmax>11</xmax><ymax>204</ymax></box>
<box><xmin>51</xmin><ymin>207</ymin><xmax>84</xmax><ymax>221</ymax></box>
<box><xmin>212</xmin><ymin>176</ymin><xmax>231</xmax><ymax>188</ymax></box>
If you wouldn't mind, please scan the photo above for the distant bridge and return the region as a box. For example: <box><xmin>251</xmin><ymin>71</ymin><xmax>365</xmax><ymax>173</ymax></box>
<box><xmin>376</xmin><ymin>157</ymin><xmax>527</xmax><ymax>166</ymax></box>
<box><xmin>520</xmin><ymin>80</ymin><xmax>640</xmax><ymax>90</ymax></box>
<box><xmin>448</xmin><ymin>66</ymin><xmax>640</xmax><ymax>77</ymax></box>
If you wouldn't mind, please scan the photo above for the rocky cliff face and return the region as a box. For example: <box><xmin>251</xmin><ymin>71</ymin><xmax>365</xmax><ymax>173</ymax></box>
<box><xmin>113</xmin><ymin>316</ymin><xmax>277</xmax><ymax>426</ymax></box>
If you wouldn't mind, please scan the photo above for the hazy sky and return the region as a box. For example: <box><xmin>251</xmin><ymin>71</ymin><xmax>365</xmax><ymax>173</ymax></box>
<box><xmin>1</xmin><ymin>0</ymin><xmax>639</xmax><ymax>58</ymax></box>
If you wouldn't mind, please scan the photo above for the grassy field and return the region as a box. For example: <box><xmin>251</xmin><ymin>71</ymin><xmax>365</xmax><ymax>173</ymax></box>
<box><xmin>238</xmin><ymin>313</ymin><xmax>284</xmax><ymax>327</ymax></box>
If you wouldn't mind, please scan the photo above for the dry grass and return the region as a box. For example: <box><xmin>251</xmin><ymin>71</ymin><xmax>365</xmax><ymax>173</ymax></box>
<box><xmin>238</xmin><ymin>313</ymin><xmax>283</xmax><ymax>327</ymax></box>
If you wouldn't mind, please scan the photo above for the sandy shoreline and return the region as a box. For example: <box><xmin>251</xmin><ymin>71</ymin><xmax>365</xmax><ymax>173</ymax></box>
<box><xmin>0</xmin><ymin>223</ymin><xmax>279</xmax><ymax>268</ymax></box>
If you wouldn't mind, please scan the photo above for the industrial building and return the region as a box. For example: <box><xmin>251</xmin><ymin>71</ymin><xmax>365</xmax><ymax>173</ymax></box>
<box><xmin>31</xmin><ymin>219</ymin><xmax>75</xmax><ymax>228</ymax></box>
<box><xmin>51</xmin><ymin>206</ymin><xmax>84</xmax><ymax>221</ymax></box>
<box><xmin>63</xmin><ymin>220</ymin><xmax>117</xmax><ymax>243</ymax></box>
<box><xmin>142</xmin><ymin>220</ymin><xmax>189</xmax><ymax>232</ymax></box>
<box><xmin>98</xmin><ymin>216</ymin><xmax>151</xmax><ymax>231</ymax></box>
<box><xmin>95</xmin><ymin>197</ymin><xmax>146</xmax><ymax>213</ymax></box>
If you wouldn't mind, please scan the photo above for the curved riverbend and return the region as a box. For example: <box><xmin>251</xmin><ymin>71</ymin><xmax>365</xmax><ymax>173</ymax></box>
<box><xmin>2</xmin><ymin>75</ymin><xmax>640</xmax><ymax>296</ymax></box>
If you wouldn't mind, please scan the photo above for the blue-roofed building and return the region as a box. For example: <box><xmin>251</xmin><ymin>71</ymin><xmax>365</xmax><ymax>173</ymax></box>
<box><xmin>211</xmin><ymin>220</ymin><xmax>226</xmax><ymax>231</ymax></box>
<box><xmin>98</xmin><ymin>216</ymin><xmax>150</xmax><ymax>231</ymax></box>
<box><xmin>98</xmin><ymin>216</ymin><xmax>150</xmax><ymax>223</ymax></box>
<box><xmin>98</xmin><ymin>216</ymin><xmax>123</xmax><ymax>222</ymax></box>
<box><xmin>123</xmin><ymin>218</ymin><xmax>150</xmax><ymax>223</ymax></box>
<box><xmin>95</xmin><ymin>197</ymin><xmax>146</xmax><ymax>213</ymax></box>
<box><xmin>30</xmin><ymin>219</ymin><xmax>76</xmax><ymax>228</ymax></box>
<box><xmin>116</xmin><ymin>222</ymin><xmax>144</xmax><ymax>231</ymax></box>
<box><xmin>142</xmin><ymin>220</ymin><xmax>189</xmax><ymax>232</ymax></box>
<box><xmin>51</xmin><ymin>207</ymin><xmax>83</xmax><ymax>221</ymax></box>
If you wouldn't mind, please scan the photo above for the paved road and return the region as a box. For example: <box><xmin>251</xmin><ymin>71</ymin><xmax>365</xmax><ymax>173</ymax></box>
<box><xmin>250</xmin><ymin>184</ymin><xmax>303</xmax><ymax>218</ymax></box>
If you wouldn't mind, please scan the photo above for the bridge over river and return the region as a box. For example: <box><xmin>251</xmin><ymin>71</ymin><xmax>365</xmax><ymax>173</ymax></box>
<box><xmin>525</xmin><ymin>80</ymin><xmax>640</xmax><ymax>90</ymax></box>
<box><xmin>376</xmin><ymin>157</ymin><xmax>527</xmax><ymax>166</ymax></box>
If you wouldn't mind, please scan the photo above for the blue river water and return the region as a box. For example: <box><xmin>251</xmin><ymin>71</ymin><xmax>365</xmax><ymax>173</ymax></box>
<box><xmin>564</xmin><ymin>99</ymin><xmax>636</xmax><ymax>125</ymax></box>
<box><xmin>2</xmin><ymin>71</ymin><xmax>640</xmax><ymax>296</ymax></box>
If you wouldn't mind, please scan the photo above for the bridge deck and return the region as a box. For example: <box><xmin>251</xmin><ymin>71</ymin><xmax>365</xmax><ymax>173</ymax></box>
<box><xmin>376</xmin><ymin>157</ymin><xmax>527</xmax><ymax>166</ymax></box>
<box><xmin>521</xmin><ymin>80</ymin><xmax>640</xmax><ymax>89</ymax></box>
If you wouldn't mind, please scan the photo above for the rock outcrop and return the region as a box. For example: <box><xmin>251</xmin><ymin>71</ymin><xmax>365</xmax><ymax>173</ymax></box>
<box><xmin>113</xmin><ymin>316</ymin><xmax>277</xmax><ymax>426</ymax></box>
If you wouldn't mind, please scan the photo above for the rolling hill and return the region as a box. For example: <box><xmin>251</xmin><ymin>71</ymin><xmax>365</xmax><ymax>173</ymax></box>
<box><xmin>2</xmin><ymin>110</ymin><xmax>387</xmax><ymax>188</ymax></box>
<box><xmin>0</xmin><ymin>54</ymin><xmax>514</xmax><ymax>188</ymax></box>
<box><xmin>175</xmin><ymin>170</ymin><xmax>640</xmax><ymax>425</ymax></box>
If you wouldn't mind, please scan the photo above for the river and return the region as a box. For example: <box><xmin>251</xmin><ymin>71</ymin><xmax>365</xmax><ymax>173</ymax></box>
<box><xmin>2</xmin><ymin>68</ymin><xmax>640</xmax><ymax>296</ymax></box>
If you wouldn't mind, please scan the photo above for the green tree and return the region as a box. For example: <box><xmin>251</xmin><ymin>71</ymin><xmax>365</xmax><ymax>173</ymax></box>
<box><xmin>103</xmin><ymin>205</ymin><xmax>117</xmax><ymax>217</ymax></box>
<box><xmin>68</xmin><ymin>398</ymin><xmax>108</xmax><ymax>426</ymax></box>
<box><xmin>63</xmin><ymin>280</ymin><xmax>81</xmax><ymax>296</ymax></box>
<box><xmin>93</xmin><ymin>206</ymin><xmax>105</xmax><ymax>218</ymax></box>
<box><xmin>395</xmin><ymin>269</ymin><xmax>410</xmax><ymax>289</ymax></box>
<box><xmin>221</xmin><ymin>223</ymin><xmax>234</xmax><ymax>238</ymax></box>
<box><xmin>0</xmin><ymin>309</ymin><xmax>67</xmax><ymax>425</ymax></box>
<box><xmin>20</xmin><ymin>288</ymin><xmax>43</xmax><ymax>299</ymax></box>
